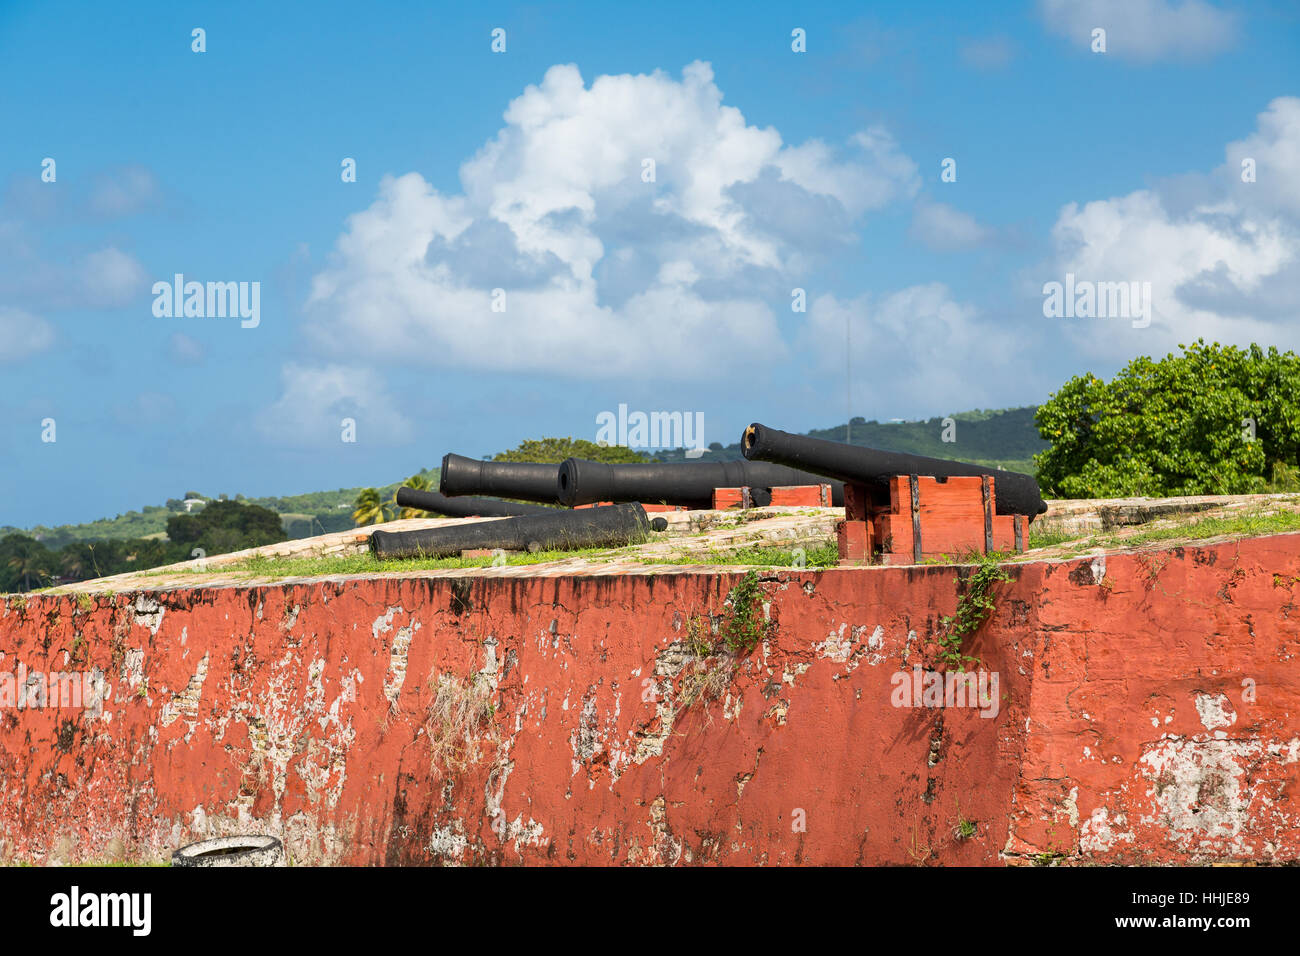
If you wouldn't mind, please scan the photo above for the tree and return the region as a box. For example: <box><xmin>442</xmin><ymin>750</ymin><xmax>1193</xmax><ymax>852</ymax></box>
<box><xmin>196</xmin><ymin>500</ymin><xmax>283</xmax><ymax>542</ymax></box>
<box><xmin>165</xmin><ymin>500</ymin><xmax>287</xmax><ymax>556</ymax></box>
<box><xmin>1</xmin><ymin>535</ymin><xmax>55</xmax><ymax>592</ymax></box>
<box><xmin>352</xmin><ymin>488</ymin><xmax>391</xmax><ymax>526</ymax></box>
<box><xmin>493</xmin><ymin>437</ymin><xmax>649</xmax><ymax>464</ymax></box>
<box><xmin>1035</xmin><ymin>340</ymin><xmax>1300</xmax><ymax>498</ymax></box>
<box><xmin>165</xmin><ymin>512</ymin><xmax>203</xmax><ymax>545</ymax></box>
<box><xmin>60</xmin><ymin>544</ymin><xmax>95</xmax><ymax>580</ymax></box>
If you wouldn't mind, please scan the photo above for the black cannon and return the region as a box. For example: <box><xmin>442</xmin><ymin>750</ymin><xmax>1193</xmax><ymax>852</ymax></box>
<box><xmin>556</xmin><ymin>458</ymin><xmax>845</xmax><ymax>509</ymax></box>
<box><xmin>439</xmin><ymin>453</ymin><xmax>561</xmax><ymax>504</ymax></box>
<box><xmin>394</xmin><ymin>487</ymin><xmax>556</xmax><ymax>518</ymax></box>
<box><xmin>740</xmin><ymin>423</ymin><xmax>1046</xmax><ymax>517</ymax></box>
<box><xmin>370</xmin><ymin>503</ymin><xmax>655</xmax><ymax>560</ymax></box>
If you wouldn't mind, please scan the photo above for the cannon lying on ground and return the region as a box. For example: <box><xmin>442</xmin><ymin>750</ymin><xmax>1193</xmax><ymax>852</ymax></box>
<box><xmin>439</xmin><ymin>453</ymin><xmax>561</xmax><ymax>504</ymax></box>
<box><xmin>740</xmin><ymin>422</ymin><xmax>1047</xmax><ymax>517</ymax></box>
<box><xmin>395</xmin><ymin>487</ymin><xmax>555</xmax><ymax>518</ymax></box>
<box><xmin>370</xmin><ymin>503</ymin><xmax>656</xmax><ymax>560</ymax></box>
<box><xmin>555</xmin><ymin>458</ymin><xmax>845</xmax><ymax>508</ymax></box>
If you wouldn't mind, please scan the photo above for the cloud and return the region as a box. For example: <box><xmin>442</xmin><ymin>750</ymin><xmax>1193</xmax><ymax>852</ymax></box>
<box><xmin>4</xmin><ymin>165</ymin><xmax>163</xmax><ymax>222</ymax></box>
<box><xmin>0</xmin><ymin>166</ymin><xmax>155</xmax><ymax>344</ymax></box>
<box><xmin>959</xmin><ymin>36</ymin><xmax>1015</xmax><ymax>71</ymax></box>
<box><xmin>79</xmin><ymin>246</ymin><xmax>148</xmax><ymax>307</ymax></box>
<box><xmin>1218</xmin><ymin>97</ymin><xmax>1300</xmax><ymax>219</ymax></box>
<box><xmin>1038</xmin><ymin>0</ymin><xmax>1239</xmax><ymax>61</ymax></box>
<box><xmin>0</xmin><ymin>222</ymin><xmax>148</xmax><ymax>313</ymax></box>
<box><xmin>803</xmin><ymin>284</ymin><xmax>1023</xmax><ymax>411</ymax></box>
<box><xmin>87</xmin><ymin>166</ymin><xmax>162</xmax><ymax>218</ymax></box>
<box><xmin>0</xmin><ymin>307</ymin><xmax>55</xmax><ymax>362</ymax></box>
<box><xmin>303</xmin><ymin>61</ymin><xmax>919</xmax><ymax>379</ymax></box>
<box><xmin>1042</xmin><ymin>97</ymin><xmax>1300</xmax><ymax>359</ymax></box>
<box><xmin>255</xmin><ymin>363</ymin><xmax>414</xmax><ymax>448</ymax></box>
<box><xmin>909</xmin><ymin>198</ymin><xmax>994</xmax><ymax>249</ymax></box>
<box><xmin>167</xmin><ymin>332</ymin><xmax>205</xmax><ymax>366</ymax></box>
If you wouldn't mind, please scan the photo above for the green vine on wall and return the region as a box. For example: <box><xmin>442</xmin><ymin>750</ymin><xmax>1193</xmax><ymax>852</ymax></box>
<box><xmin>720</xmin><ymin>570</ymin><xmax>774</xmax><ymax>653</ymax></box>
<box><xmin>937</xmin><ymin>556</ymin><xmax>1011</xmax><ymax>670</ymax></box>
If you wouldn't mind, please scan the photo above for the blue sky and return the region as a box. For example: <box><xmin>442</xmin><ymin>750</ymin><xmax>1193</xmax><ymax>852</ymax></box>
<box><xmin>2</xmin><ymin>0</ymin><xmax>1297</xmax><ymax>528</ymax></box>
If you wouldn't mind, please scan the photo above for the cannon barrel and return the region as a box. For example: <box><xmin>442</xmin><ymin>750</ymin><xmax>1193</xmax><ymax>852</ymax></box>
<box><xmin>370</xmin><ymin>503</ymin><xmax>651</xmax><ymax>560</ymax></box>
<box><xmin>741</xmin><ymin>423</ymin><xmax>1047</xmax><ymax>517</ymax></box>
<box><xmin>439</xmin><ymin>453</ymin><xmax>561</xmax><ymax>504</ymax></box>
<box><xmin>394</xmin><ymin>487</ymin><xmax>556</xmax><ymax>518</ymax></box>
<box><xmin>556</xmin><ymin>457</ymin><xmax>845</xmax><ymax>508</ymax></box>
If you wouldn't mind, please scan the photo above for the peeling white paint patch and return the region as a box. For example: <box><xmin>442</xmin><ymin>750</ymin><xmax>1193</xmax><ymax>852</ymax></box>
<box><xmin>383</xmin><ymin>621</ymin><xmax>421</xmax><ymax>708</ymax></box>
<box><xmin>633</xmin><ymin>642</ymin><xmax>690</xmax><ymax>765</ymax></box>
<box><xmin>1194</xmin><ymin>693</ymin><xmax>1236</xmax><ymax>731</ymax></box>
<box><xmin>1080</xmin><ymin>807</ymin><xmax>1135</xmax><ymax>854</ymax></box>
<box><xmin>371</xmin><ymin>606</ymin><xmax>403</xmax><ymax>642</ymax></box>
<box><xmin>813</xmin><ymin>623</ymin><xmax>877</xmax><ymax>676</ymax></box>
<box><xmin>1270</xmin><ymin>739</ymin><xmax>1300</xmax><ymax>764</ymax></box>
<box><xmin>507</xmin><ymin>815</ymin><xmax>546</xmax><ymax>853</ymax></box>
<box><xmin>160</xmin><ymin>652</ymin><xmax>209</xmax><ymax>736</ymax></box>
<box><xmin>427</xmin><ymin>821</ymin><xmax>470</xmax><ymax>862</ymax></box>
<box><xmin>1138</xmin><ymin>737</ymin><xmax>1298</xmax><ymax>850</ymax></box>
<box><xmin>722</xmin><ymin>690</ymin><xmax>742</xmax><ymax>721</ymax></box>
<box><xmin>571</xmin><ymin>694</ymin><xmax>601</xmax><ymax>776</ymax></box>
<box><xmin>1063</xmin><ymin>786</ymin><xmax>1080</xmax><ymax>828</ymax></box>
<box><xmin>481</xmin><ymin>636</ymin><xmax>500</xmax><ymax>690</ymax></box>
<box><xmin>132</xmin><ymin>596</ymin><xmax>164</xmax><ymax>635</ymax></box>
<box><xmin>814</xmin><ymin>624</ymin><xmax>853</xmax><ymax>663</ymax></box>
<box><xmin>865</xmin><ymin>625</ymin><xmax>886</xmax><ymax>666</ymax></box>
<box><xmin>121</xmin><ymin>647</ymin><xmax>144</xmax><ymax>689</ymax></box>
<box><xmin>781</xmin><ymin>663</ymin><xmax>810</xmax><ymax>685</ymax></box>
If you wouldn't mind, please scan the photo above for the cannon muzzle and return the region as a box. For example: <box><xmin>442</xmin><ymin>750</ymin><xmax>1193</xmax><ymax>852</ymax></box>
<box><xmin>370</xmin><ymin>503</ymin><xmax>652</xmax><ymax>560</ymax></box>
<box><xmin>394</xmin><ymin>487</ymin><xmax>556</xmax><ymax>518</ymax></box>
<box><xmin>439</xmin><ymin>453</ymin><xmax>562</xmax><ymax>504</ymax></box>
<box><xmin>556</xmin><ymin>457</ymin><xmax>844</xmax><ymax>508</ymax></box>
<box><xmin>741</xmin><ymin>422</ymin><xmax>1046</xmax><ymax>517</ymax></box>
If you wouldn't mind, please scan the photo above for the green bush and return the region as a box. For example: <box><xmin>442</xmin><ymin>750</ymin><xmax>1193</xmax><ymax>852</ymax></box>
<box><xmin>493</xmin><ymin>437</ymin><xmax>648</xmax><ymax>464</ymax></box>
<box><xmin>1035</xmin><ymin>340</ymin><xmax>1300</xmax><ymax>498</ymax></box>
<box><xmin>165</xmin><ymin>500</ymin><xmax>286</xmax><ymax>553</ymax></box>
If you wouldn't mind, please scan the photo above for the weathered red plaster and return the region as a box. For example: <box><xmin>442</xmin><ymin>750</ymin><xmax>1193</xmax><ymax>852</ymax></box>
<box><xmin>1</xmin><ymin>534</ymin><xmax>1297</xmax><ymax>865</ymax></box>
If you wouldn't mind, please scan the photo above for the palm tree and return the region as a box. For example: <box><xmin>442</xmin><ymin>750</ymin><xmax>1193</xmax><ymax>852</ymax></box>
<box><xmin>60</xmin><ymin>549</ymin><xmax>87</xmax><ymax>581</ymax></box>
<box><xmin>6</xmin><ymin>551</ymin><xmax>46</xmax><ymax>592</ymax></box>
<box><xmin>352</xmin><ymin>488</ymin><xmax>391</xmax><ymax>527</ymax></box>
<box><xmin>392</xmin><ymin>473</ymin><xmax>432</xmax><ymax>519</ymax></box>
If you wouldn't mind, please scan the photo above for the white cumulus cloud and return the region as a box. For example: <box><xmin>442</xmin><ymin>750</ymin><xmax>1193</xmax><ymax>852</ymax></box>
<box><xmin>256</xmin><ymin>363</ymin><xmax>414</xmax><ymax>448</ymax></box>
<box><xmin>88</xmin><ymin>165</ymin><xmax>162</xmax><ymax>218</ymax></box>
<box><xmin>302</xmin><ymin>61</ymin><xmax>920</xmax><ymax>379</ymax></box>
<box><xmin>167</xmin><ymin>332</ymin><xmax>205</xmax><ymax>366</ymax></box>
<box><xmin>0</xmin><ymin>307</ymin><xmax>55</xmax><ymax>362</ymax></box>
<box><xmin>80</xmin><ymin>246</ymin><xmax>148</xmax><ymax>307</ymax></box>
<box><xmin>1039</xmin><ymin>0</ymin><xmax>1238</xmax><ymax>61</ymax></box>
<box><xmin>803</xmin><ymin>284</ymin><xmax>1024</xmax><ymax>411</ymax></box>
<box><xmin>909</xmin><ymin>198</ymin><xmax>994</xmax><ymax>250</ymax></box>
<box><xmin>1044</xmin><ymin>97</ymin><xmax>1300</xmax><ymax>359</ymax></box>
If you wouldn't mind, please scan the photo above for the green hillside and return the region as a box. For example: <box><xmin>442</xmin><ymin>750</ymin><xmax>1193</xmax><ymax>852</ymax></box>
<box><xmin>4</xmin><ymin>406</ymin><xmax>1044</xmax><ymax>547</ymax></box>
<box><xmin>4</xmin><ymin>467</ymin><xmax>441</xmax><ymax>547</ymax></box>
